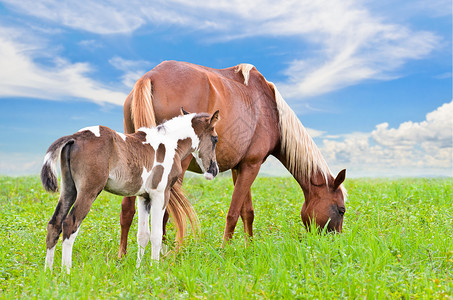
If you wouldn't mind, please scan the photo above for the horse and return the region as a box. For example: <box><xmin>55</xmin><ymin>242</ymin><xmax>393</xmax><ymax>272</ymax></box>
<box><xmin>41</xmin><ymin>109</ymin><xmax>220</xmax><ymax>273</ymax></box>
<box><xmin>118</xmin><ymin>61</ymin><xmax>347</xmax><ymax>257</ymax></box>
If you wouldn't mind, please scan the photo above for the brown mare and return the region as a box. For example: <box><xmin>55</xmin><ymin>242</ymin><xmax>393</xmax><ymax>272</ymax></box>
<box><xmin>41</xmin><ymin>110</ymin><xmax>220</xmax><ymax>273</ymax></box>
<box><xmin>119</xmin><ymin>61</ymin><xmax>347</xmax><ymax>257</ymax></box>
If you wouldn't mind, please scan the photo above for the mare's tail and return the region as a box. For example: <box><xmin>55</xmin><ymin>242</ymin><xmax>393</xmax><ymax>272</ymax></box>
<box><xmin>131</xmin><ymin>77</ymin><xmax>156</xmax><ymax>130</ymax></box>
<box><xmin>167</xmin><ymin>178</ymin><xmax>200</xmax><ymax>245</ymax></box>
<box><xmin>41</xmin><ymin>136</ymin><xmax>74</xmax><ymax>192</ymax></box>
<box><xmin>130</xmin><ymin>76</ymin><xmax>199</xmax><ymax>242</ymax></box>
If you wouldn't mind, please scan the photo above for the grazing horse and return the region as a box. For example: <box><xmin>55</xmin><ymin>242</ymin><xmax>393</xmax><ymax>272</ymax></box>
<box><xmin>41</xmin><ymin>110</ymin><xmax>220</xmax><ymax>273</ymax></box>
<box><xmin>119</xmin><ymin>61</ymin><xmax>347</xmax><ymax>257</ymax></box>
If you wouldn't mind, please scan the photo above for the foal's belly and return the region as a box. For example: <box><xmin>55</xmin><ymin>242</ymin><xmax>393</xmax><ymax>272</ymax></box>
<box><xmin>104</xmin><ymin>177</ymin><xmax>141</xmax><ymax>197</ymax></box>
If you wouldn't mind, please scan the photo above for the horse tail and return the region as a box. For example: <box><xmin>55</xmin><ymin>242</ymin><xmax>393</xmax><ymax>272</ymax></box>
<box><xmin>167</xmin><ymin>178</ymin><xmax>200</xmax><ymax>246</ymax></box>
<box><xmin>131</xmin><ymin>77</ymin><xmax>156</xmax><ymax>129</ymax></box>
<box><xmin>41</xmin><ymin>136</ymin><xmax>75</xmax><ymax>192</ymax></box>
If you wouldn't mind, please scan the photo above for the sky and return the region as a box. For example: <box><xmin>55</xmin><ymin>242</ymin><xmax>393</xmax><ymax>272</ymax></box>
<box><xmin>0</xmin><ymin>0</ymin><xmax>451</xmax><ymax>177</ymax></box>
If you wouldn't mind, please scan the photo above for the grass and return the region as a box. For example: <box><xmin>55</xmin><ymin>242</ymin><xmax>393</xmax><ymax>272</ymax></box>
<box><xmin>0</xmin><ymin>175</ymin><xmax>452</xmax><ymax>299</ymax></box>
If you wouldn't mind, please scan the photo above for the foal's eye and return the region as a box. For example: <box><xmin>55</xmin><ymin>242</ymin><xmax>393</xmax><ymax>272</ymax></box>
<box><xmin>338</xmin><ymin>206</ymin><xmax>346</xmax><ymax>217</ymax></box>
<box><xmin>211</xmin><ymin>136</ymin><xmax>218</xmax><ymax>144</ymax></box>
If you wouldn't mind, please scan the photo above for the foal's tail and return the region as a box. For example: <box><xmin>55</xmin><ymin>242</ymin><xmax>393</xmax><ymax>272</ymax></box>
<box><xmin>41</xmin><ymin>136</ymin><xmax>74</xmax><ymax>192</ymax></box>
<box><xmin>130</xmin><ymin>76</ymin><xmax>199</xmax><ymax>242</ymax></box>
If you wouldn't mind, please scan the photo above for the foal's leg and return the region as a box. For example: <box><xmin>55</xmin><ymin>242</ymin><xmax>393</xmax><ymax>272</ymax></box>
<box><xmin>118</xmin><ymin>196</ymin><xmax>136</xmax><ymax>258</ymax></box>
<box><xmin>61</xmin><ymin>185</ymin><xmax>104</xmax><ymax>274</ymax></box>
<box><xmin>136</xmin><ymin>196</ymin><xmax>150</xmax><ymax>268</ymax></box>
<box><xmin>223</xmin><ymin>162</ymin><xmax>260</xmax><ymax>245</ymax></box>
<box><xmin>150</xmin><ymin>190</ymin><xmax>167</xmax><ymax>261</ymax></box>
<box><xmin>45</xmin><ymin>146</ymin><xmax>76</xmax><ymax>271</ymax></box>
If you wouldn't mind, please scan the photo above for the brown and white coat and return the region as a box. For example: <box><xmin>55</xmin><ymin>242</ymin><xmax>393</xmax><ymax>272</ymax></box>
<box><xmin>41</xmin><ymin>111</ymin><xmax>219</xmax><ymax>273</ymax></box>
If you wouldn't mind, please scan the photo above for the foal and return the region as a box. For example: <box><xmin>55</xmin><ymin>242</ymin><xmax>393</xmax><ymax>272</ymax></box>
<box><xmin>41</xmin><ymin>110</ymin><xmax>220</xmax><ymax>273</ymax></box>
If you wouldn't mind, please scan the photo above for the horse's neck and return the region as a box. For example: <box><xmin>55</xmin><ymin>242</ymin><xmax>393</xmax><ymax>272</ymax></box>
<box><xmin>275</xmin><ymin>151</ymin><xmax>330</xmax><ymax>195</ymax></box>
<box><xmin>174</xmin><ymin>137</ymin><xmax>195</xmax><ymax>161</ymax></box>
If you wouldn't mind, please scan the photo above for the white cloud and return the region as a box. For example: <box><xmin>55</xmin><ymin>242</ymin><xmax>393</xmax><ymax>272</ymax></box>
<box><xmin>1</xmin><ymin>0</ymin><xmax>442</xmax><ymax>99</ymax></box>
<box><xmin>320</xmin><ymin>101</ymin><xmax>453</xmax><ymax>177</ymax></box>
<box><xmin>1</xmin><ymin>0</ymin><xmax>145</xmax><ymax>34</ymax></box>
<box><xmin>0</xmin><ymin>152</ymin><xmax>43</xmax><ymax>175</ymax></box>
<box><xmin>0</xmin><ymin>26</ymin><xmax>127</xmax><ymax>105</ymax></box>
<box><xmin>109</xmin><ymin>56</ymin><xmax>153</xmax><ymax>88</ymax></box>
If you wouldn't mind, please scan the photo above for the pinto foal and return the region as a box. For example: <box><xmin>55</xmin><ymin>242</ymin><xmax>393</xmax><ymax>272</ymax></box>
<box><xmin>41</xmin><ymin>110</ymin><xmax>220</xmax><ymax>273</ymax></box>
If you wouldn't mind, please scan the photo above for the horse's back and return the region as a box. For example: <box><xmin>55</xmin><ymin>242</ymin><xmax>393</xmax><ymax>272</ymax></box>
<box><xmin>127</xmin><ymin>61</ymin><xmax>280</xmax><ymax>170</ymax></box>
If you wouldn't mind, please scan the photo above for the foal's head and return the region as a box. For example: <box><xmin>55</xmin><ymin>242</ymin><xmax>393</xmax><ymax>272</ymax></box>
<box><xmin>188</xmin><ymin>109</ymin><xmax>220</xmax><ymax>180</ymax></box>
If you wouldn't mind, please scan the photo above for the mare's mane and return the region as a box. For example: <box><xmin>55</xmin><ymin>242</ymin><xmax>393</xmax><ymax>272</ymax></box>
<box><xmin>235</xmin><ymin>64</ymin><xmax>331</xmax><ymax>185</ymax></box>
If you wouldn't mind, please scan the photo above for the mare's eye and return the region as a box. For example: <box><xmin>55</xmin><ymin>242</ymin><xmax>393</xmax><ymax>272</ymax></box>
<box><xmin>338</xmin><ymin>206</ymin><xmax>346</xmax><ymax>217</ymax></box>
<box><xmin>211</xmin><ymin>136</ymin><xmax>218</xmax><ymax>144</ymax></box>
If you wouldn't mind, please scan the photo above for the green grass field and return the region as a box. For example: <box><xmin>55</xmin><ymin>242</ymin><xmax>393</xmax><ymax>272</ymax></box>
<box><xmin>0</xmin><ymin>175</ymin><xmax>452</xmax><ymax>299</ymax></box>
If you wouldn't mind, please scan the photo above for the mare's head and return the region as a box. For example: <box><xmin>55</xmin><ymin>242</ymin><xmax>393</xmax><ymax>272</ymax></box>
<box><xmin>186</xmin><ymin>109</ymin><xmax>220</xmax><ymax>180</ymax></box>
<box><xmin>301</xmin><ymin>169</ymin><xmax>347</xmax><ymax>232</ymax></box>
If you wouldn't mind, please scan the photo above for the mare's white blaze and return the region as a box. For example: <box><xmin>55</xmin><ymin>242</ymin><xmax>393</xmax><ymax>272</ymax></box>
<box><xmin>78</xmin><ymin>125</ymin><xmax>101</xmax><ymax>137</ymax></box>
<box><xmin>44</xmin><ymin>244</ymin><xmax>56</xmax><ymax>271</ymax></box>
<box><xmin>62</xmin><ymin>227</ymin><xmax>80</xmax><ymax>274</ymax></box>
<box><xmin>136</xmin><ymin>196</ymin><xmax>150</xmax><ymax>268</ymax></box>
<box><xmin>116</xmin><ymin>132</ymin><xmax>127</xmax><ymax>141</ymax></box>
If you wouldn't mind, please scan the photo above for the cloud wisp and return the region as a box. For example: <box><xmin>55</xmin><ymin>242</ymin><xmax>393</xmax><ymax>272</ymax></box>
<box><xmin>0</xmin><ymin>26</ymin><xmax>127</xmax><ymax>105</ymax></box>
<box><xmin>320</xmin><ymin>100</ymin><xmax>453</xmax><ymax>177</ymax></box>
<box><xmin>1</xmin><ymin>0</ymin><xmax>443</xmax><ymax>100</ymax></box>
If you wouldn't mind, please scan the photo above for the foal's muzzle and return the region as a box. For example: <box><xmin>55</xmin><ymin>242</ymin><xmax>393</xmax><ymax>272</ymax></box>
<box><xmin>204</xmin><ymin>160</ymin><xmax>219</xmax><ymax>180</ymax></box>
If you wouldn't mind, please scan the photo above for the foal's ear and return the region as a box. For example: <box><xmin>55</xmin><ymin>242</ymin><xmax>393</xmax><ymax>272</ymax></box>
<box><xmin>180</xmin><ymin>107</ymin><xmax>191</xmax><ymax>115</ymax></box>
<box><xmin>210</xmin><ymin>110</ymin><xmax>220</xmax><ymax>127</ymax></box>
<box><xmin>333</xmin><ymin>169</ymin><xmax>346</xmax><ymax>190</ymax></box>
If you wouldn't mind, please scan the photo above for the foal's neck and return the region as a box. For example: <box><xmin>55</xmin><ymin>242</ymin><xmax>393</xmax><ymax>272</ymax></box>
<box><xmin>139</xmin><ymin>115</ymin><xmax>199</xmax><ymax>161</ymax></box>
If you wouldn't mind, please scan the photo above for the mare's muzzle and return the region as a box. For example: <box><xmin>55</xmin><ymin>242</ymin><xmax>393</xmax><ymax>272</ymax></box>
<box><xmin>204</xmin><ymin>160</ymin><xmax>219</xmax><ymax>180</ymax></box>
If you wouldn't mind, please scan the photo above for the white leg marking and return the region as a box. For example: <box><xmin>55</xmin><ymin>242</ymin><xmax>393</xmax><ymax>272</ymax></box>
<box><xmin>44</xmin><ymin>245</ymin><xmax>56</xmax><ymax>272</ymax></box>
<box><xmin>150</xmin><ymin>191</ymin><xmax>166</xmax><ymax>262</ymax></box>
<box><xmin>62</xmin><ymin>227</ymin><xmax>80</xmax><ymax>274</ymax></box>
<box><xmin>136</xmin><ymin>196</ymin><xmax>150</xmax><ymax>268</ymax></box>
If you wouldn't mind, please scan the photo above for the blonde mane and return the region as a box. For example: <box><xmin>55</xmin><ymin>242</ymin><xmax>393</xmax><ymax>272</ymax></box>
<box><xmin>268</xmin><ymin>81</ymin><xmax>332</xmax><ymax>184</ymax></box>
<box><xmin>235</xmin><ymin>63</ymin><xmax>254</xmax><ymax>86</ymax></box>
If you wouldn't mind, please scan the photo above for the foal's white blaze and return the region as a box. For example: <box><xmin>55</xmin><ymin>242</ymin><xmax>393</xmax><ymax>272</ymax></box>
<box><xmin>192</xmin><ymin>150</ymin><xmax>210</xmax><ymax>179</ymax></box>
<box><xmin>62</xmin><ymin>227</ymin><xmax>80</xmax><ymax>274</ymax></box>
<box><xmin>78</xmin><ymin>125</ymin><xmax>101</xmax><ymax>137</ymax></box>
<box><xmin>44</xmin><ymin>244</ymin><xmax>56</xmax><ymax>271</ymax></box>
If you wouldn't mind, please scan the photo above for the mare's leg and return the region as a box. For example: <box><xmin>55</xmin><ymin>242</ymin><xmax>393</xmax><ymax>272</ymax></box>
<box><xmin>45</xmin><ymin>145</ymin><xmax>77</xmax><ymax>271</ymax></box>
<box><xmin>136</xmin><ymin>196</ymin><xmax>150</xmax><ymax>268</ymax></box>
<box><xmin>232</xmin><ymin>169</ymin><xmax>255</xmax><ymax>241</ymax></box>
<box><xmin>223</xmin><ymin>162</ymin><xmax>261</xmax><ymax>245</ymax></box>
<box><xmin>150</xmin><ymin>190</ymin><xmax>168</xmax><ymax>261</ymax></box>
<box><xmin>118</xmin><ymin>196</ymin><xmax>136</xmax><ymax>258</ymax></box>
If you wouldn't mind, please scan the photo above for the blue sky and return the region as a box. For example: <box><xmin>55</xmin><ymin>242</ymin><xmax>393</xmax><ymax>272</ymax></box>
<box><xmin>0</xmin><ymin>0</ymin><xmax>451</xmax><ymax>177</ymax></box>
